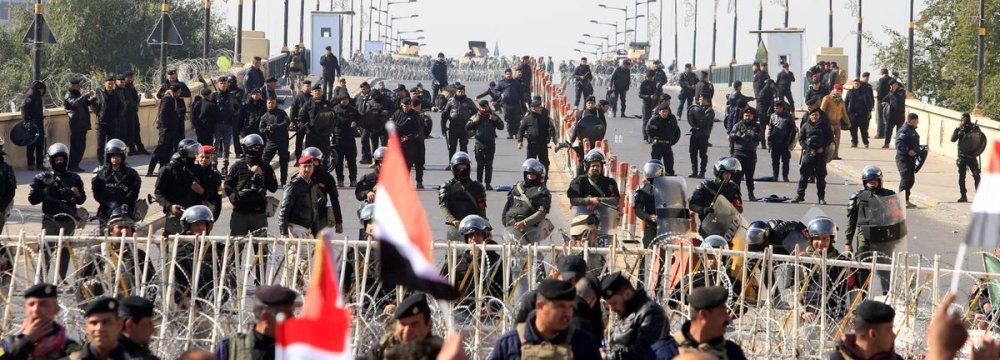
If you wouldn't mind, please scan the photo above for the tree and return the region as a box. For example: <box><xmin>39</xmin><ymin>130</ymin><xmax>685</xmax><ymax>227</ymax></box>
<box><xmin>867</xmin><ymin>0</ymin><xmax>1000</xmax><ymax>120</ymax></box>
<box><xmin>0</xmin><ymin>0</ymin><xmax>235</xmax><ymax>107</ymax></box>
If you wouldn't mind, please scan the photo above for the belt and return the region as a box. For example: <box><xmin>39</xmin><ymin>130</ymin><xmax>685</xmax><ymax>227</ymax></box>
<box><xmin>651</xmin><ymin>139</ymin><xmax>672</xmax><ymax>144</ymax></box>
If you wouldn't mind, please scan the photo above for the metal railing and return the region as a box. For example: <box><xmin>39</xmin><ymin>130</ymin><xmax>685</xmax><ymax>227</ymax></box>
<box><xmin>0</xmin><ymin>233</ymin><xmax>989</xmax><ymax>359</ymax></box>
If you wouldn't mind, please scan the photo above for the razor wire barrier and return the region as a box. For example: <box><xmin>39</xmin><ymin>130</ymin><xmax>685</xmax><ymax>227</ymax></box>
<box><xmin>0</xmin><ymin>233</ymin><xmax>992</xmax><ymax>359</ymax></box>
<box><xmin>340</xmin><ymin>55</ymin><xmax>515</xmax><ymax>84</ymax></box>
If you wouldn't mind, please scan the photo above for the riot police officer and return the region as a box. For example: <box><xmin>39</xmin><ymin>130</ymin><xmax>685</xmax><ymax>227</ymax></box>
<box><xmin>225</xmin><ymin>134</ymin><xmax>279</xmax><ymax>236</ymax></box>
<box><xmin>794</xmin><ymin>109</ymin><xmax>834</xmax><ymax>204</ymax></box>
<box><xmin>92</xmin><ymin>139</ymin><xmax>142</xmax><ymax>229</ymax></box>
<box><xmin>568</xmin><ymin>97</ymin><xmax>607</xmax><ymax>175</ymax></box>
<box><xmin>567</xmin><ymin>150</ymin><xmax>621</xmax><ymax>235</ymax></box>
<box><xmin>356</xmin><ymin>82</ymin><xmax>392</xmax><ymax>164</ymax></box>
<box><xmin>332</xmin><ymin>93</ymin><xmax>362</xmax><ymax>187</ymax></box>
<box><xmin>443</xmin><ymin>215</ymin><xmax>504</xmax><ymax>319</ymax></box>
<box><xmin>280</xmin><ymin>155</ymin><xmax>321</xmax><ymax>238</ymax></box>
<box><xmin>600</xmin><ymin>272</ymin><xmax>667</xmax><ymax>360</ymax></box>
<box><xmin>645</xmin><ymin>104</ymin><xmax>681</xmax><ymax>175</ymax></box>
<box><xmin>302</xmin><ymin>147</ymin><xmax>344</xmax><ymax>234</ymax></box>
<box><xmin>301</xmin><ymin>85</ymin><xmax>336</xmax><ymax>169</ymax></box>
<box><xmin>767</xmin><ymin>101</ymin><xmax>797</xmax><ymax>182</ymax></box>
<box><xmin>746</xmin><ymin>219</ymin><xmax>806</xmax><ymax>255</ymax></box>
<box><xmin>193</xmin><ymin>145</ymin><xmax>224</xmax><ymax>222</ymax></box>
<box><xmin>952</xmin><ymin>113</ymin><xmax>983</xmax><ymax>202</ymax></box>
<box><xmin>633</xmin><ymin>161</ymin><xmax>666</xmax><ymax>246</ymax></box>
<box><xmin>517</xmin><ymin>100</ymin><xmax>557</xmax><ymax>176</ymax></box>
<box><xmin>259</xmin><ymin>96</ymin><xmax>290</xmax><ymax>185</ymax></box>
<box><xmin>441</xmin><ymin>84</ymin><xmax>478</xmax><ymax>161</ymax></box>
<box><xmin>501</xmin><ymin>159</ymin><xmax>551</xmax><ymax>245</ymax></box>
<box><xmin>800</xmin><ymin>217</ymin><xmax>852</xmax><ymax>322</ymax></box>
<box><xmin>688</xmin><ymin>94</ymin><xmax>715</xmax><ymax>178</ymax></box>
<box><xmin>172</xmin><ymin>204</ymin><xmax>216</xmax><ymax>303</ymax></box>
<box><xmin>846</xmin><ymin>166</ymin><xmax>900</xmax><ymax>294</ymax></box>
<box><xmin>894</xmin><ymin>113</ymin><xmax>920</xmax><ymax>208</ymax></box>
<box><xmin>356</xmin><ymin>147</ymin><xmax>385</xmax><ymax>204</ymax></box>
<box><xmin>289</xmin><ymin>80</ymin><xmax>313</xmax><ymax>160</ymax></box>
<box><xmin>467</xmin><ymin>100</ymin><xmax>504</xmax><ymax>189</ymax></box>
<box><xmin>729</xmin><ymin>108</ymin><xmax>763</xmax><ymax>201</ymax></box>
<box><xmin>28</xmin><ymin>143</ymin><xmax>85</xmax><ymax>280</ymax></box>
<box><xmin>439</xmin><ymin>152</ymin><xmax>488</xmax><ymax>241</ymax></box>
<box><xmin>393</xmin><ymin>99</ymin><xmax>426</xmax><ymax>188</ymax></box>
<box><xmin>689</xmin><ymin>157</ymin><xmax>743</xmax><ymax>235</ymax></box>
<box><xmin>0</xmin><ymin>139</ymin><xmax>15</xmax><ymax>235</ymax></box>
<box><xmin>239</xmin><ymin>88</ymin><xmax>266</xmax><ymax>138</ymax></box>
<box><xmin>154</xmin><ymin>139</ymin><xmax>203</xmax><ymax>235</ymax></box>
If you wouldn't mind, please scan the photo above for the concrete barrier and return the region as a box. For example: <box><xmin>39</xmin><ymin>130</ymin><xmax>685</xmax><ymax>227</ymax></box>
<box><xmin>904</xmin><ymin>99</ymin><xmax>998</xmax><ymax>162</ymax></box>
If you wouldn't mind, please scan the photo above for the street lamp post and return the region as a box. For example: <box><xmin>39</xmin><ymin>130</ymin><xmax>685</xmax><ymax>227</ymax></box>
<box><xmin>584</xmin><ymin>33</ymin><xmax>610</xmax><ymax>57</ymax></box>
<box><xmin>784</xmin><ymin>0</ymin><xmax>789</xmax><ymax>27</ymax></box>
<box><xmin>674</xmin><ymin>0</ymin><xmax>678</xmax><ymax>69</ymax></box>
<box><xmin>159</xmin><ymin>0</ymin><xmax>169</xmax><ymax>82</ymax></box>
<box><xmin>236</xmin><ymin>0</ymin><xmax>243</xmax><ymax>65</ymax></box>
<box><xmin>692</xmin><ymin>0</ymin><xmax>698</xmax><ymax>66</ymax></box>
<box><xmin>251</xmin><ymin>0</ymin><xmax>256</xmax><ymax>30</ymax></box>
<box><xmin>590</xmin><ymin>20</ymin><xmax>619</xmax><ymax>54</ymax></box>
<box><xmin>299</xmin><ymin>0</ymin><xmax>305</xmax><ymax>46</ymax></box>
<box><xmin>906</xmin><ymin>0</ymin><xmax>914</xmax><ymax>97</ymax></box>
<box><xmin>975</xmin><ymin>0</ymin><xmax>985</xmax><ymax>113</ymax></box>
<box><xmin>369</xmin><ymin>7</ymin><xmax>386</xmax><ymax>42</ymax></box>
<box><xmin>730</xmin><ymin>0</ymin><xmax>738</xmax><ymax>85</ymax></box>
<box><xmin>757</xmin><ymin>0</ymin><xmax>763</xmax><ymax>44</ymax></box>
<box><xmin>658</xmin><ymin>0</ymin><xmax>663</xmax><ymax>60</ymax></box>
<box><xmin>203</xmin><ymin>0</ymin><xmax>211</xmax><ymax>58</ymax></box>
<box><xmin>856</xmin><ymin>0</ymin><xmax>862</xmax><ymax>78</ymax></box>
<box><xmin>598</xmin><ymin>4</ymin><xmax>628</xmax><ymax>54</ymax></box>
<box><xmin>283</xmin><ymin>0</ymin><xmax>289</xmax><ymax>52</ymax></box>
<box><xmin>710</xmin><ymin>1</ymin><xmax>717</xmax><ymax>70</ymax></box>
<box><xmin>827</xmin><ymin>0</ymin><xmax>833</xmax><ymax>47</ymax></box>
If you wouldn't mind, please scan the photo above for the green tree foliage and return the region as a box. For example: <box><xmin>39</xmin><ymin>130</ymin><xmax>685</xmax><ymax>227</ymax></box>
<box><xmin>0</xmin><ymin>0</ymin><xmax>235</xmax><ymax>107</ymax></box>
<box><xmin>866</xmin><ymin>0</ymin><xmax>1000</xmax><ymax>120</ymax></box>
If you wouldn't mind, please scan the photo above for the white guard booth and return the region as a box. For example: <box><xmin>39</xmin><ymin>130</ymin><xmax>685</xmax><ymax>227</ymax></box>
<box><xmin>750</xmin><ymin>28</ymin><xmax>805</xmax><ymax>109</ymax></box>
<box><xmin>310</xmin><ymin>11</ymin><xmax>351</xmax><ymax>77</ymax></box>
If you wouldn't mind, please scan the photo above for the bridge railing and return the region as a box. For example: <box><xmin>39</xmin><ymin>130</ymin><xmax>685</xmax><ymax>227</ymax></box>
<box><xmin>0</xmin><ymin>233</ymin><xmax>987</xmax><ymax>359</ymax></box>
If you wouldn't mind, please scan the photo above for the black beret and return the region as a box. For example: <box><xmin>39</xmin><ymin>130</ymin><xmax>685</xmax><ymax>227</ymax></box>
<box><xmin>124</xmin><ymin>71</ymin><xmax>135</xmax><ymax>77</ymax></box>
<box><xmin>85</xmin><ymin>296</ymin><xmax>119</xmax><ymax>317</ymax></box>
<box><xmin>218</xmin><ymin>76</ymin><xmax>229</xmax><ymax>82</ymax></box>
<box><xmin>266</xmin><ymin>77</ymin><xmax>278</xmax><ymax>82</ymax></box>
<box><xmin>254</xmin><ymin>56</ymin><xmax>262</xmax><ymax>61</ymax></box>
<box><xmin>585</xmin><ymin>96</ymin><xmax>596</xmax><ymax>103</ymax></box>
<box><xmin>598</xmin><ymin>99</ymin><xmax>609</xmax><ymax>107</ymax></box>
<box><xmin>557</xmin><ymin>255</ymin><xmax>587</xmax><ymax>280</ymax></box>
<box><xmin>255</xmin><ymin>285</ymin><xmax>296</xmax><ymax>306</ymax></box>
<box><xmin>660</xmin><ymin>93</ymin><xmax>671</xmax><ymax>100</ymax></box>
<box><xmin>808</xmin><ymin>108</ymin><xmax>822</xmax><ymax>115</ymax></box>
<box><xmin>69</xmin><ymin>78</ymin><xmax>82</xmax><ymax>85</ymax></box>
<box><xmin>478</xmin><ymin>100</ymin><xmax>490</xmax><ymax>107</ymax></box>
<box><xmin>537</xmin><ymin>279</ymin><xmax>576</xmax><ymax>301</ymax></box>
<box><xmin>688</xmin><ymin>286</ymin><xmax>728</xmax><ymax>310</ymax></box>
<box><xmin>655</xmin><ymin>103</ymin><xmax>670</xmax><ymax>111</ymax></box>
<box><xmin>167</xmin><ymin>69</ymin><xmax>177</xmax><ymax>75</ymax></box>
<box><xmin>530</xmin><ymin>99</ymin><xmax>543</xmax><ymax>108</ymax></box>
<box><xmin>339</xmin><ymin>93</ymin><xmax>352</xmax><ymax>100</ymax></box>
<box><xmin>311</xmin><ymin>85</ymin><xmax>323</xmax><ymax>91</ymax></box>
<box><xmin>303</xmin><ymin>80</ymin><xmax>312</xmax><ymax>85</ymax></box>
<box><xmin>504</xmin><ymin>68</ymin><xmax>512</xmax><ymax>73</ymax></box>
<box><xmin>600</xmin><ymin>272</ymin><xmax>632</xmax><ymax>299</ymax></box>
<box><xmin>360</xmin><ymin>81</ymin><xmax>370</xmax><ymax>88</ymax></box>
<box><xmin>805</xmin><ymin>96</ymin><xmax>821</xmax><ymax>105</ymax></box>
<box><xmin>24</xmin><ymin>283</ymin><xmax>58</xmax><ymax>298</ymax></box>
<box><xmin>394</xmin><ymin>293</ymin><xmax>431</xmax><ymax>319</ymax></box>
<box><xmin>455</xmin><ymin>84</ymin><xmax>466</xmax><ymax>90</ymax></box>
<box><xmin>105</xmin><ymin>76</ymin><xmax>116</xmax><ymax>82</ymax></box>
<box><xmin>862</xmin><ymin>72</ymin><xmax>870</xmax><ymax>77</ymax></box>
<box><xmin>200</xmin><ymin>88</ymin><xmax>212</xmax><ymax>96</ymax></box>
<box><xmin>645</xmin><ymin>70</ymin><xmax>656</xmax><ymax>77</ymax></box>
<box><xmin>396</xmin><ymin>84</ymin><xmax>407</xmax><ymax>91</ymax></box>
<box><xmin>854</xmin><ymin>300</ymin><xmax>895</xmax><ymax>324</ymax></box>
<box><xmin>120</xmin><ymin>296</ymin><xmax>155</xmax><ymax>319</ymax></box>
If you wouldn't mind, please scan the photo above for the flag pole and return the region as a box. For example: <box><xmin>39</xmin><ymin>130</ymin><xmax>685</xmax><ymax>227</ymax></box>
<box><xmin>950</xmin><ymin>242</ymin><xmax>968</xmax><ymax>293</ymax></box>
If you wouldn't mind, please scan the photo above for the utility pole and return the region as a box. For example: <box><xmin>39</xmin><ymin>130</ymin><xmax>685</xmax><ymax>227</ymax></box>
<box><xmin>282</xmin><ymin>0</ymin><xmax>289</xmax><ymax>52</ymax></box>
<box><xmin>235</xmin><ymin>0</ymin><xmax>243</xmax><ymax>65</ymax></box>
<box><xmin>855</xmin><ymin>0</ymin><xmax>862</xmax><ymax>78</ymax></box>
<box><xmin>658</xmin><ymin>0</ymin><xmax>663</xmax><ymax>60</ymax></box>
<box><xmin>827</xmin><ymin>0</ymin><xmax>833</xmax><ymax>47</ymax></box>
<box><xmin>159</xmin><ymin>0</ymin><xmax>168</xmax><ymax>82</ymax></box>
<box><xmin>730</xmin><ymin>0</ymin><xmax>737</xmax><ymax>86</ymax></box>
<box><xmin>674</xmin><ymin>0</ymin><xmax>678</xmax><ymax>69</ymax></box>
<box><xmin>906</xmin><ymin>0</ymin><xmax>914</xmax><ymax>98</ymax></box>
<box><xmin>692</xmin><ymin>0</ymin><xmax>698</xmax><ymax>67</ymax></box>
<box><xmin>251</xmin><ymin>0</ymin><xmax>256</xmax><ymax>30</ymax></box>
<box><xmin>203</xmin><ymin>0</ymin><xmax>210</xmax><ymax>58</ymax></box>
<box><xmin>756</xmin><ymin>0</ymin><xmax>762</xmax><ymax>43</ymax></box>
<box><xmin>783</xmin><ymin>0</ymin><xmax>789</xmax><ymax>27</ymax></box>
<box><xmin>299</xmin><ymin>0</ymin><xmax>305</xmax><ymax>46</ymax></box>
<box><xmin>974</xmin><ymin>0</ymin><xmax>985</xmax><ymax>114</ymax></box>
<box><xmin>710</xmin><ymin>0</ymin><xmax>718</xmax><ymax>70</ymax></box>
<box><xmin>31</xmin><ymin>0</ymin><xmax>42</xmax><ymax>82</ymax></box>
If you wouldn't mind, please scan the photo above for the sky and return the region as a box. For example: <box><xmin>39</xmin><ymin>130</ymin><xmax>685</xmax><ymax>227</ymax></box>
<box><xmin>216</xmin><ymin>0</ymin><xmax>926</xmax><ymax>74</ymax></box>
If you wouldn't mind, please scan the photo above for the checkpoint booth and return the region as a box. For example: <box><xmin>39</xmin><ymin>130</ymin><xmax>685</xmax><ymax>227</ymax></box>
<box><xmin>749</xmin><ymin>28</ymin><xmax>805</xmax><ymax>109</ymax></box>
<box><xmin>309</xmin><ymin>10</ymin><xmax>354</xmax><ymax>77</ymax></box>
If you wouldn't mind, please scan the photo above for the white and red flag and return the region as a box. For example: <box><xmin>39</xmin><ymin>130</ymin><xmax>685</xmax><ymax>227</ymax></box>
<box><xmin>952</xmin><ymin>140</ymin><xmax>1000</xmax><ymax>292</ymax></box>
<box><xmin>275</xmin><ymin>230</ymin><xmax>352</xmax><ymax>359</ymax></box>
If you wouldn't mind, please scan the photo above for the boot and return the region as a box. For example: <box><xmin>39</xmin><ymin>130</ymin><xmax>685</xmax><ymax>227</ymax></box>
<box><xmin>688</xmin><ymin>172</ymin><xmax>699</xmax><ymax>178</ymax></box>
<box><xmin>818</xmin><ymin>198</ymin><xmax>827</xmax><ymax>205</ymax></box>
<box><xmin>958</xmin><ymin>194</ymin><xmax>968</xmax><ymax>203</ymax></box>
<box><xmin>748</xmin><ymin>192</ymin><xmax>757</xmax><ymax>202</ymax></box>
<box><xmin>792</xmin><ymin>195</ymin><xmax>805</xmax><ymax>203</ymax></box>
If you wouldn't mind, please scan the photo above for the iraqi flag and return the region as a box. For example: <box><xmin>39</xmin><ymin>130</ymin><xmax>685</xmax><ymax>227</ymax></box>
<box><xmin>373</xmin><ymin>127</ymin><xmax>459</xmax><ymax>300</ymax></box>
<box><xmin>965</xmin><ymin>141</ymin><xmax>1000</xmax><ymax>247</ymax></box>
<box><xmin>275</xmin><ymin>230</ymin><xmax>352</xmax><ymax>359</ymax></box>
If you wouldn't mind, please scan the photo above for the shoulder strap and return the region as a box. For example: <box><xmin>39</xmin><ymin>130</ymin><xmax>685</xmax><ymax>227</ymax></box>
<box><xmin>586</xmin><ymin>177</ymin><xmax>606</xmax><ymax>198</ymax></box>
<box><xmin>516</xmin><ymin>323</ymin><xmax>528</xmax><ymax>344</ymax></box>
<box><xmin>514</xmin><ymin>184</ymin><xmax>536</xmax><ymax>212</ymax></box>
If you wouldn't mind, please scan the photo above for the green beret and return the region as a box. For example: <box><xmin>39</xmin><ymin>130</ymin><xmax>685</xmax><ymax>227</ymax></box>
<box><xmin>688</xmin><ymin>286</ymin><xmax>728</xmax><ymax>310</ymax></box>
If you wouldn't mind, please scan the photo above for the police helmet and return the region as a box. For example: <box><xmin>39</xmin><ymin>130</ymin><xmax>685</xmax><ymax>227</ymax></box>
<box><xmin>584</xmin><ymin>149</ymin><xmax>605</xmax><ymax>164</ymax></box>
<box><xmin>642</xmin><ymin>160</ymin><xmax>666</xmax><ymax>179</ymax></box>
<box><xmin>861</xmin><ymin>165</ymin><xmax>883</xmax><ymax>183</ymax></box>
<box><xmin>176</xmin><ymin>139</ymin><xmax>201</xmax><ymax>159</ymax></box>
<box><xmin>701</xmin><ymin>235</ymin><xmax>729</xmax><ymax>250</ymax></box>
<box><xmin>302</xmin><ymin>147</ymin><xmax>324</xmax><ymax>160</ymax></box>
<box><xmin>47</xmin><ymin>143</ymin><xmax>69</xmax><ymax>159</ymax></box>
<box><xmin>713</xmin><ymin>157</ymin><xmax>742</xmax><ymax>179</ymax></box>
<box><xmin>181</xmin><ymin>205</ymin><xmax>214</xmax><ymax>232</ymax></box>
<box><xmin>241</xmin><ymin>134</ymin><xmax>265</xmax><ymax>155</ymax></box>
<box><xmin>806</xmin><ymin>217</ymin><xmax>838</xmax><ymax>241</ymax></box>
<box><xmin>746</xmin><ymin>220</ymin><xmax>771</xmax><ymax>245</ymax></box>
<box><xmin>458</xmin><ymin>215</ymin><xmax>492</xmax><ymax>236</ymax></box>
<box><xmin>373</xmin><ymin>147</ymin><xmax>387</xmax><ymax>162</ymax></box>
<box><xmin>522</xmin><ymin>159</ymin><xmax>546</xmax><ymax>180</ymax></box>
<box><xmin>451</xmin><ymin>152</ymin><xmax>472</xmax><ymax>179</ymax></box>
<box><xmin>450</xmin><ymin>151</ymin><xmax>472</xmax><ymax>167</ymax></box>
<box><xmin>359</xmin><ymin>204</ymin><xmax>376</xmax><ymax>222</ymax></box>
<box><xmin>104</xmin><ymin>139</ymin><xmax>128</xmax><ymax>162</ymax></box>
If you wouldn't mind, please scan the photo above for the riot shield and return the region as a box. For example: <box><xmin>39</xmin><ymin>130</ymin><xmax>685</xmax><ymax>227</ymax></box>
<box><xmin>575</xmin><ymin>114</ymin><xmax>606</xmax><ymax>142</ymax></box>
<box><xmin>572</xmin><ymin>202</ymin><xmax>621</xmax><ymax>236</ymax></box>
<box><xmin>782</xmin><ymin>231</ymin><xmax>809</xmax><ymax>254</ymax></box>
<box><xmin>652</xmin><ymin>176</ymin><xmax>691</xmax><ymax>236</ymax></box>
<box><xmin>860</xmin><ymin>193</ymin><xmax>908</xmax><ymax>252</ymax></box>
<box><xmin>701</xmin><ymin>197</ymin><xmax>750</xmax><ymax>277</ymax></box>
<box><xmin>914</xmin><ymin>145</ymin><xmax>930</xmax><ymax>173</ymax></box>
<box><xmin>958</xmin><ymin>127</ymin><xmax>988</xmax><ymax>157</ymax></box>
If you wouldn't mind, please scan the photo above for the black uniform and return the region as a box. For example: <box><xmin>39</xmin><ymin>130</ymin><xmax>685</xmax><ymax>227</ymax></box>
<box><xmin>518</xmin><ymin>110</ymin><xmax>557</xmax><ymax>174</ymax></box>
<box><xmin>882</xmin><ymin>88</ymin><xmax>907</xmax><ymax>147</ymax></box>
<box><xmin>289</xmin><ymin>92</ymin><xmax>311</xmax><ymax>160</ymax></box>
<box><xmin>639</xmin><ymin>79</ymin><xmax>659</xmax><ymax>138</ymax></box>
<box><xmin>894</xmin><ymin>122</ymin><xmax>920</xmax><ymax>203</ymax></box>
<box><xmin>312</xmin><ymin>168</ymin><xmax>344</xmax><ymax>229</ymax></box>
<box><xmin>497</xmin><ymin>78</ymin><xmax>527</xmax><ymax>137</ymax></box>
<box><xmin>225</xmin><ymin>156</ymin><xmax>279</xmax><ymax>235</ymax></box>
<box><xmin>500</xmin><ymin>179</ymin><xmax>551</xmax><ymax>243</ymax></box>
<box><xmin>846</xmin><ymin>186</ymin><xmax>899</xmax><ymax>291</ymax></box>
<box><xmin>767</xmin><ymin>111</ymin><xmax>797</xmax><ymax>180</ymax></box>
<box><xmin>356</xmin><ymin>91</ymin><xmax>392</xmax><ymax>162</ymax></box>
<box><xmin>301</xmin><ymin>98</ymin><xmax>336</xmax><ymax>167</ymax></box>
<box><xmin>689</xmin><ymin>179</ymin><xmax>743</xmax><ymax>231</ymax></box>
<box><xmin>20</xmin><ymin>82</ymin><xmax>47</xmax><ymax>169</ymax></box>
<box><xmin>797</xmin><ymin>117</ymin><xmax>834</xmax><ymax>201</ymax></box>
<box><xmin>645</xmin><ymin>112</ymin><xmax>681</xmax><ymax>175</ymax></box>
<box><xmin>393</xmin><ymin>109</ymin><xmax>426</xmax><ymax>184</ymax></box>
<box><xmin>193</xmin><ymin>96</ymin><xmax>220</xmax><ymax>146</ymax></box>
<box><xmin>567</xmin><ymin>174</ymin><xmax>621</xmax><ymax>234</ymax></box>
<box><xmin>0</xmin><ymin>157</ymin><xmax>14</xmax><ymax>234</ymax></box>
<box><xmin>729</xmin><ymin>119</ymin><xmax>763</xmax><ymax>198</ymax></box>
<box><xmin>753</xmin><ymin>69</ymin><xmax>770</xmax><ymax>96</ymax></box>
<box><xmin>193</xmin><ymin>163</ymin><xmax>224</xmax><ymax>221</ymax></box>
<box><xmin>952</xmin><ymin>122</ymin><xmax>983</xmax><ymax>198</ymax></box>
<box><xmin>875</xmin><ymin>75</ymin><xmax>892</xmax><ymax>137</ymax></box>
<box><xmin>92</xmin><ymin>164</ymin><xmax>142</xmax><ymax>227</ymax></box>
<box><xmin>214</xmin><ymin>90</ymin><xmax>242</xmax><ymax>165</ymax></box>
<box><xmin>239</xmin><ymin>98</ymin><xmax>266</xmax><ymax>138</ymax></box>
<box><xmin>677</xmin><ymin>72</ymin><xmax>699</xmax><ymax>118</ymax></box>
<box><xmin>121</xmin><ymin>82</ymin><xmax>146</xmax><ymax>153</ymax></box>
<box><xmin>355</xmin><ymin>169</ymin><xmax>378</xmax><ymax>203</ymax></box>
<box><xmin>573</xmin><ymin>64</ymin><xmax>595</xmax><ymax>107</ymax></box>
<box><xmin>441</xmin><ymin>239</ymin><xmax>503</xmax><ymax>311</ymax></box>
<box><xmin>149</xmin><ymin>92</ymin><xmax>181</xmax><ymax>171</ymax></box>
<box><xmin>63</xmin><ymin>89</ymin><xmax>93</xmax><ymax>170</ymax></box>
<box><xmin>154</xmin><ymin>156</ymin><xmax>201</xmax><ymax>235</ymax></box>
<box><xmin>279</xmin><ymin>174</ymin><xmax>320</xmax><ymax>236</ymax></box>
<box><xmin>756</xmin><ymin>85</ymin><xmax>776</xmax><ymax>145</ymax></box>
<box><xmin>609</xmin><ymin>66</ymin><xmax>631</xmax><ymax>116</ymax></box>
<box><xmin>27</xmin><ymin>168</ymin><xmax>85</xmax><ymax>281</ymax></box>
<box><xmin>845</xmin><ymin>81</ymin><xmax>875</xmax><ymax>146</ymax></box>
<box><xmin>93</xmin><ymin>88</ymin><xmax>123</xmax><ymax>166</ymax></box>
<box><xmin>605</xmin><ymin>291</ymin><xmax>667</xmax><ymax>360</ymax></box>
<box><xmin>217</xmin><ymin>330</ymin><xmax>275</xmax><ymax>360</ymax></box>
<box><xmin>776</xmin><ymin>70</ymin><xmax>796</xmax><ymax>108</ymax></box>
<box><xmin>438</xmin><ymin>178</ymin><xmax>487</xmax><ymax>240</ymax></box>
<box><xmin>466</xmin><ymin>111</ymin><xmax>504</xmax><ymax>186</ymax></box>
<box><xmin>332</xmin><ymin>102</ymin><xmax>361</xmax><ymax>185</ymax></box>
<box><xmin>1</xmin><ymin>327</ymin><xmax>80</xmax><ymax>359</ymax></box>
<box><xmin>259</xmin><ymin>107</ymin><xmax>291</xmax><ymax>184</ymax></box>
<box><xmin>441</xmin><ymin>95</ymin><xmax>477</xmax><ymax>158</ymax></box>
<box><xmin>687</xmin><ymin>104</ymin><xmax>715</xmax><ymax>176</ymax></box>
